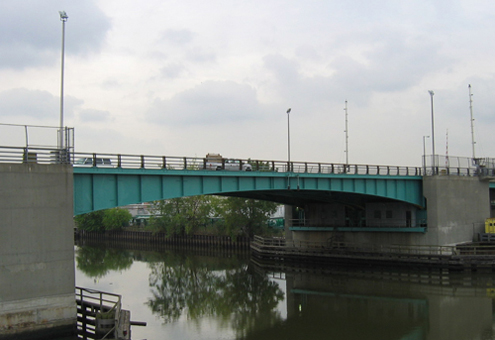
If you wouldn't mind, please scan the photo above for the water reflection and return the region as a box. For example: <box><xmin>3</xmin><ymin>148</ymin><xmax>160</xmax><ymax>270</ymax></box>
<box><xmin>146</xmin><ymin>252</ymin><xmax>284</xmax><ymax>338</ymax></box>
<box><xmin>248</xmin><ymin>265</ymin><xmax>495</xmax><ymax>340</ymax></box>
<box><xmin>76</xmin><ymin>245</ymin><xmax>133</xmax><ymax>278</ymax></box>
<box><xmin>75</xmin><ymin>243</ymin><xmax>495</xmax><ymax>340</ymax></box>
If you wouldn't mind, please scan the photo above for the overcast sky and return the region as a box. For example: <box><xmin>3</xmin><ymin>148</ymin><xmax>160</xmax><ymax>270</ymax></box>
<box><xmin>1</xmin><ymin>1</ymin><xmax>494</xmax><ymax>166</ymax></box>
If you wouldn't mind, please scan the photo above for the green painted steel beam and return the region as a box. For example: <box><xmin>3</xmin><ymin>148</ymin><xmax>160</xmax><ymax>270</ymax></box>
<box><xmin>73</xmin><ymin>168</ymin><xmax>425</xmax><ymax>215</ymax></box>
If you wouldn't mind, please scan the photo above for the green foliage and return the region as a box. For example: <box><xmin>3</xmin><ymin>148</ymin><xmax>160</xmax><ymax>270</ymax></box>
<box><xmin>75</xmin><ymin>208</ymin><xmax>131</xmax><ymax>231</ymax></box>
<box><xmin>148</xmin><ymin>196</ymin><xmax>216</xmax><ymax>236</ymax></box>
<box><xmin>214</xmin><ymin>197</ymin><xmax>278</xmax><ymax>238</ymax></box>
<box><xmin>247</xmin><ymin>159</ymin><xmax>274</xmax><ymax>172</ymax></box>
<box><xmin>74</xmin><ymin>210</ymin><xmax>105</xmax><ymax>232</ymax></box>
<box><xmin>102</xmin><ymin>208</ymin><xmax>132</xmax><ymax>231</ymax></box>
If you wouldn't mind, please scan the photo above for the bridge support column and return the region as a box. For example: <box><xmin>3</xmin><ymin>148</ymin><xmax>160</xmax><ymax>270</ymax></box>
<box><xmin>284</xmin><ymin>204</ymin><xmax>293</xmax><ymax>242</ymax></box>
<box><xmin>422</xmin><ymin>175</ymin><xmax>490</xmax><ymax>245</ymax></box>
<box><xmin>0</xmin><ymin>164</ymin><xmax>76</xmax><ymax>338</ymax></box>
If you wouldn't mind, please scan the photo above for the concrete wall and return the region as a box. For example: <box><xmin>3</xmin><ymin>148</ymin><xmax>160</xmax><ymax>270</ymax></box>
<box><xmin>0</xmin><ymin>164</ymin><xmax>76</xmax><ymax>337</ymax></box>
<box><xmin>422</xmin><ymin>175</ymin><xmax>489</xmax><ymax>245</ymax></box>
<box><xmin>291</xmin><ymin>175</ymin><xmax>490</xmax><ymax>247</ymax></box>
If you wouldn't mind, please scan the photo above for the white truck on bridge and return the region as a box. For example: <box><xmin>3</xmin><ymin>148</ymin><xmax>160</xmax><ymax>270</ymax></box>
<box><xmin>204</xmin><ymin>153</ymin><xmax>252</xmax><ymax>171</ymax></box>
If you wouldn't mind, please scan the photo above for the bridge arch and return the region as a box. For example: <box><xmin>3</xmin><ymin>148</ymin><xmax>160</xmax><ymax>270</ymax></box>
<box><xmin>73</xmin><ymin>168</ymin><xmax>425</xmax><ymax>215</ymax></box>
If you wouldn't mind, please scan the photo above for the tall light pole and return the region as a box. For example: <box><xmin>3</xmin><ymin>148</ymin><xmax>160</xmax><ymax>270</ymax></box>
<box><xmin>287</xmin><ymin>108</ymin><xmax>291</xmax><ymax>172</ymax></box>
<box><xmin>428</xmin><ymin>90</ymin><xmax>435</xmax><ymax>174</ymax></box>
<box><xmin>59</xmin><ymin>11</ymin><xmax>68</xmax><ymax>150</ymax></box>
<box><xmin>423</xmin><ymin>135</ymin><xmax>430</xmax><ymax>175</ymax></box>
<box><xmin>468</xmin><ymin>84</ymin><xmax>476</xmax><ymax>160</ymax></box>
<box><xmin>344</xmin><ymin>100</ymin><xmax>348</xmax><ymax>167</ymax></box>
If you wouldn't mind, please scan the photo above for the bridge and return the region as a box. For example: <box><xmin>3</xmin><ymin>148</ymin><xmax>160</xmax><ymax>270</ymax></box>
<box><xmin>2</xmin><ymin>146</ymin><xmax>493</xmax><ymax>235</ymax></box>
<box><xmin>1</xmin><ymin>137</ymin><xmax>493</xmax><ymax>337</ymax></box>
<box><xmin>70</xmin><ymin>152</ymin><xmax>426</xmax><ymax>216</ymax></box>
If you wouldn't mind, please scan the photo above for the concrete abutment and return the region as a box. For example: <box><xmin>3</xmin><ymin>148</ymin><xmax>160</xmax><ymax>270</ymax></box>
<box><xmin>289</xmin><ymin>175</ymin><xmax>490</xmax><ymax>247</ymax></box>
<box><xmin>0</xmin><ymin>164</ymin><xmax>76</xmax><ymax>338</ymax></box>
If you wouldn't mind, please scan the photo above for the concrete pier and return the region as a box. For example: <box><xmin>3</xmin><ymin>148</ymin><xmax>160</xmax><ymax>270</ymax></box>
<box><xmin>0</xmin><ymin>164</ymin><xmax>76</xmax><ymax>338</ymax></box>
<box><xmin>290</xmin><ymin>175</ymin><xmax>490</xmax><ymax>247</ymax></box>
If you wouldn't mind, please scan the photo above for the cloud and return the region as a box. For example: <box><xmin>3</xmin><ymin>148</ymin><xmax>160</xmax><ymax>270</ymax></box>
<box><xmin>0</xmin><ymin>0</ymin><xmax>110</xmax><ymax>70</ymax></box>
<box><xmin>0</xmin><ymin>88</ymin><xmax>82</xmax><ymax>123</ymax></box>
<box><xmin>147</xmin><ymin>80</ymin><xmax>262</xmax><ymax>126</ymax></box>
<box><xmin>160</xmin><ymin>29</ymin><xmax>195</xmax><ymax>45</ymax></box>
<box><xmin>78</xmin><ymin>109</ymin><xmax>112</xmax><ymax>123</ymax></box>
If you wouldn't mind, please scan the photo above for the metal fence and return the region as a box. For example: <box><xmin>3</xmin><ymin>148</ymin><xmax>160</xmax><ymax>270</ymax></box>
<box><xmin>0</xmin><ymin>123</ymin><xmax>491</xmax><ymax>177</ymax></box>
<box><xmin>423</xmin><ymin>154</ymin><xmax>495</xmax><ymax>176</ymax></box>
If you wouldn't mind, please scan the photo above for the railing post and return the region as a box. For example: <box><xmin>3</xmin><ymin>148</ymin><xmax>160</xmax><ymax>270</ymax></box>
<box><xmin>162</xmin><ymin>156</ymin><xmax>167</xmax><ymax>169</ymax></box>
<box><xmin>93</xmin><ymin>153</ymin><xmax>97</xmax><ymax>167</ymax></box>
<box><xmin>118</xmin><ymin>154</ymin><xmax>122</xmax><ymax>168</ymax></box>
<box><xmin>305</xmin><ymin>162</ymin><xmax>308</xmax><ymax>173</ymax></box>
<box><xmin>141</xmin><ymin>155</ymin><xmax>145</xmax><ymax>168</ymax></box>
<box><xmin>184</xmin><ymin>157</ymin><xmax>187</xmax><ymax>170</ymax></box>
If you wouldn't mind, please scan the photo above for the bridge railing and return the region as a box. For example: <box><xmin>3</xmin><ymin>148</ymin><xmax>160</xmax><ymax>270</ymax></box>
<box><xmin>68</xmin><ymin>151</ymin><xmax>425</xmax><ymax>176</ymax></box>
<box><xmin>2</xmin><ymin>146</ymin><xmax>490</xmax><ymax>177</ymax></box>
<box><xmin>252</xmin><ymin>236</ymin><xmax>457</xmax><ymax>256</ymax></box>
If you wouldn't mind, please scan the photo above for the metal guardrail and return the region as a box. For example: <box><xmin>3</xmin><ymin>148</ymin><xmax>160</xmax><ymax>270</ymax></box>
<box><xmin>0</xmin><ymin>146</ymin><xmax>434</xmax><ymax>176</ymax></box>
<box><xmin>0</xmin><ymin>146</ymin><xmax>491</xmax><ymax>177</ymax></box>
<box><xmin>252</xmin><ymin>235</ymin><xmax>457</xmax><ymax>256</ymax></box>
<box><xmin>75</xmin><ymin>286</ymin><xmax>122</xmax><ymax>340</ymax></box>
<box><xmin>290</xmin><ymin>218</ymin><xmax>428</xmax><ymax>229</ymax></box>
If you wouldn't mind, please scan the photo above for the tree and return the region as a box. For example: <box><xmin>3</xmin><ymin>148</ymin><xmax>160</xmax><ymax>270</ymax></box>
<box><xmin>215</xmin><ymin>197</ymin><xmax>278</xmax><ymax>238</ymax></box>
<box><xmin>74</xmin><ymin>210</ymin><xmax>105</xmax><ymax>231</ymax></box>
<box><xmin>103</xmin><ymin>208</ymin><xmax>132</xmax><ymax>231</ymax></box>
<box><xmin>148</xmin><ymin>196</ymin><xmax>215</xmax><ymax>236</ymax></box>
<box><xmin>75</xmin><ymin>208</ymin><xmax>131</xmax><ymax>231</ymax></box>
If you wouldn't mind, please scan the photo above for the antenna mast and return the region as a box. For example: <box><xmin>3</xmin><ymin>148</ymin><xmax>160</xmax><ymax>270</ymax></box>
<box><xmin>445</xmin><ymin>129</ymin><xmax>449</xmax><ymax>168</ymax></box>
<box><xmin>469</xmin><ymin>84</ymin><xmax>476</xmax><ymax>160</ymax></box>
<box><xmin>344</xmin><ymin>100</ymin><xmax>348</xmax><ymax>166</ymax></box>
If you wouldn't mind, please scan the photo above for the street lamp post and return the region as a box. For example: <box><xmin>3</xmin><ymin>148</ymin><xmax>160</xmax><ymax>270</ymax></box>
<box><xmin>423</xmin><ymin>135</ymin><xmax>430</xmax><ymax>175</ymax></box>
<box><xmin>59</xmin><ymin>11</ymin><xmax>68</xmax><ymax>151</ymax></box>
<box><xmin>287</xmin><ymin>108</ymin><xmax>291</xmax><ymax>172</ymax></box>
<box><xmin>428</xmin><ymin>90</ymin><xmax>436</xmax><ymax>174</ymax></box>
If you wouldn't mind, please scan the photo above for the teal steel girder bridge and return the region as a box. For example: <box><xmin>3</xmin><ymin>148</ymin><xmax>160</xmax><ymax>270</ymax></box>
<box><xmin>73</xmin><ymin>157</ymin><xmax>425</xmax><ymax>215</ymax></box>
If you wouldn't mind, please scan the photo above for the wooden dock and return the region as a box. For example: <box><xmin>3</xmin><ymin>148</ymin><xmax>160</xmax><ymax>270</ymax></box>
<box><xmin>76</xmin><ymin>287</ymin><xmax>136</xmax><ymax>340</ymax></box>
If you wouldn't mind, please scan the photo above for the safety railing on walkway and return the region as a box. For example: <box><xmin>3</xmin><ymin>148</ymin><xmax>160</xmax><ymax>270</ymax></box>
<box><xmin>1</xmin><ymin>144</ymin><xmax>492</xmax><ymax>177</ymax></box>
<box><xmin>252</xmin><ymin>236</ymin><xmax>458</xmax><ymax>256</ymax></box>
<box><xmin>0</xmin><ymin>146</ymin><xmax>448</xmax><ymax>177</ymax></box>
<box><xmin>75</xmin><ymin>286</ymin><xmax>122</xmax><ymax>340</ymax></box>
<box><xmin>289</xmin><ymin>218</ymin><xmax>428</xmax><ymax>229</ymax></box>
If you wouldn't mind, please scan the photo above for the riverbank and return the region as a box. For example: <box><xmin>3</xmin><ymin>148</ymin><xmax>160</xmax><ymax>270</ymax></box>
<box><xmin>75</xmin><ymin>230</ymin><xmax>495</xmax><ymax>271</ymax></box>
<box><xmin>250</xmin><ymin>236</ymin><xmax>495</xmax><ymax>272</ymax></box>
<box><xmin>75</xmin><ymin>229</ymin><xmax>251</xmax><ymax>251</ymax></box>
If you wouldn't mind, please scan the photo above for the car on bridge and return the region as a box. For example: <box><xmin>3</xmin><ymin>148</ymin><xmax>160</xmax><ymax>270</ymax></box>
<box><xmin>204</xmin><ymin>153</ymin><xmax>252</xmax><ymax>171</ymax></box>
<box><xmin>73</xmin><ymin>157</ymin><xmax>114</xmax><ymax>168</ymax></box>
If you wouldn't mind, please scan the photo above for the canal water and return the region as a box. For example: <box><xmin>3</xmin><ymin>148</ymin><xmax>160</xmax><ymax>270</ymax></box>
<box><xmin>74</xmin><ymin>243</ymin><xmax>495</xmax><ymax>340</ymax></box>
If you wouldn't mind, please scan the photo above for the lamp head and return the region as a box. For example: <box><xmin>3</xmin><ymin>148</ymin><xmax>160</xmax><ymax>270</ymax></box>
<box><xmin>59</xmin><ymin>11</ymin><xmax>68</xmax><ymax>21</ymax></box>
